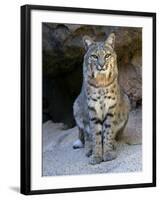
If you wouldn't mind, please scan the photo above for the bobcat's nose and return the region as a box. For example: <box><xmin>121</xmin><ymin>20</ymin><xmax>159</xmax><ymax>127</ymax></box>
<box><xmin>98</xmin><ymin>59</ymin><xmax>106</xmax><ymax>70</ymax></box>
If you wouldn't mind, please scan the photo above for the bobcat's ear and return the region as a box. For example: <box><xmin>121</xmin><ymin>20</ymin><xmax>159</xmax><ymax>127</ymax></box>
<box><xmin>83</xmin><ymin>35</ymin><xmax>94</xmax><ymax>50</ymax></box>
<box><xmin>105</xmin><ymin>33</ymin><xmax>115</xmax><ymax>49</ymax></box>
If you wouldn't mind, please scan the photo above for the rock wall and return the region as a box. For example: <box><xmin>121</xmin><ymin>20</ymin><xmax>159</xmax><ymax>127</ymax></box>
<box><xmin>43</xmin><ymin>23</ymin><xmax>142</xmax><ymax>127</ymax></box>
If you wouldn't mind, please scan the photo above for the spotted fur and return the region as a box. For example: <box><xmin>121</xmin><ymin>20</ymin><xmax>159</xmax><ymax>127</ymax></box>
<box><xmin>73</xmin><ymin>33</ymin><xmax>130</xmax><ymax>165</ymax></box>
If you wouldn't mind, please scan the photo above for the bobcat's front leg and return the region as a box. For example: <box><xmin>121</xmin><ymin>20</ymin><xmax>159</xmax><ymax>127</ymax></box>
<box><xmin>102</xmin><ymin>114</ymin><xmax>117</xmax><ymax>162</ymax></box>
<box><xmin>84</xmin><ymin>133</ymin><xmax>92</xmax><ymax>157</ymax></box>
<box><xmin>89</xmin><ymin>117</ymin><xmax>103</xmax><ymax>165</ymax></box>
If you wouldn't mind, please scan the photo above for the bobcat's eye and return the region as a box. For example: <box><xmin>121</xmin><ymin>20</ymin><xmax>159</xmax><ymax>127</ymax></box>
<box><xmin>91</xmin><ymin>54</ymin><xmax>98</xmax><ymax>60</ymax></box>
<box><xmin>105</xmin><ymin>53</ymin><xmax>111</xmax><ymax>59</ymax></box>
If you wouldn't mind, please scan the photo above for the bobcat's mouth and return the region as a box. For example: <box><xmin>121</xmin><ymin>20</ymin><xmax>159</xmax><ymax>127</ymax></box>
<box><xmin>96</xmin><ymin>65</ymin><xmax>107</xmax><ymax>71</ymax></box>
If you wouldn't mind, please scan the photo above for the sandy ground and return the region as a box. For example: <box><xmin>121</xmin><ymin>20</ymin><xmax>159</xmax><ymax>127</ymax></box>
<box><xmin>42</xmin><ymin>109</ymin><xmax>142</xmax><ymax>176</ymax></box>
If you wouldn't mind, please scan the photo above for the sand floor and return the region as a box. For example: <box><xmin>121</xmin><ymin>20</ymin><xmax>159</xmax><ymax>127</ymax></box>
<box><xmin>42</xmin><ymin>110</ymin><xmax>142</xmax><ymax>176</ymax></box>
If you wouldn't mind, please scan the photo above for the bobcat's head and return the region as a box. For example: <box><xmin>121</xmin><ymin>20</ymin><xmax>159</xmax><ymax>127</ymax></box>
<box><xmin>83</xmin><ymin>33</ymin><xmax>118</xmax><ymax>87</ymax></box>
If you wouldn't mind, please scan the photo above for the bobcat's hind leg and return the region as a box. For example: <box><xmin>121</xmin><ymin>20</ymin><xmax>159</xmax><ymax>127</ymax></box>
<box><xmin>73</xmin><ymin>128</ymin><xmax>84</xmax><ymax>149</ymax></box>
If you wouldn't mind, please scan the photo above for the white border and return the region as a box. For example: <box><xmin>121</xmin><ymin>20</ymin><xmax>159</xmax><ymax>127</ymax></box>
<box><xmin>31</xmin><ymin>10</ymin><xmax>153</xmax><ymax>190</ymax></box>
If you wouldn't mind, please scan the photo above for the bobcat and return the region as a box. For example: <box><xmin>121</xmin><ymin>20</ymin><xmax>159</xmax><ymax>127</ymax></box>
<box><xmin>73</xmin><ymin>33</ymin><xmax>130</xmax><ymax>165</ymax></box>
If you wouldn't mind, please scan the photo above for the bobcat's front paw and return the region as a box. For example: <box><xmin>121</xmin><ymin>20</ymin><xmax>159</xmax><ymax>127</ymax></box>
<box><xmin>103</xmin><ymin>150</ymin><xmax>117</xmax><ymax>162</ymax></box>
<box><xmin>89</xmin><ymin>155</ymin><xmax>102</xmax><ymax>165</ymax></box>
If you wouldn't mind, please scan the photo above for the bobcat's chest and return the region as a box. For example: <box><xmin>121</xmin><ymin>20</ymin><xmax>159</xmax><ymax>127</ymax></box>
<box><xmin>87</xmin><ymin>87</ymin><xmax>115</xmax><ymax>120</ymax></box>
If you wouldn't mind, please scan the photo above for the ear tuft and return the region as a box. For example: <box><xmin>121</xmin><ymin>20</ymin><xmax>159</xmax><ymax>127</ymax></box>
<box><xmin>105</xmin><ymin>33</ymin><xmax>116</xmax><ymax>49</ymax></box>
<box><xmin>83</xmin><ymin>35</ymin><xmax>94</xmax><ymax>50</ymax></box>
